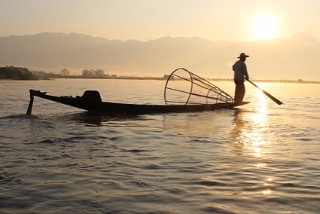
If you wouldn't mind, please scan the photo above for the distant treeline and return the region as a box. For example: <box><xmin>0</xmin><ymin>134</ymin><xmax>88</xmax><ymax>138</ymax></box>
<box><xmin>0</xmin><ymin>66</ymin><xmax>124</xmax><ymax>80</ymax></box>
<box><xmin>0</xmin><ymin>66</ymin><xmax>61</xmax><ymax>80</ymax></box>
<box><xmin>0</xmin><ymin>66</ymin><xmax>37</xmax><ymax>80</ymax></box>
<box><xmin>1</xmin><ymin>66</ymin><xmax>318</xmax><ymax>83</ymax></box>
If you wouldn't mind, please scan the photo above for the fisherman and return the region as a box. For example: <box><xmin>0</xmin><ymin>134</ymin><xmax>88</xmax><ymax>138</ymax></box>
<box><xmin>232</xmin><ymin>53</ymin><xmax>250</xmax><ymax>104</ymax></box>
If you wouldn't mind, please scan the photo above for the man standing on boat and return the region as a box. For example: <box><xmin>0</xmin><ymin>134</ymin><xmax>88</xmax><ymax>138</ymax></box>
<box><xmin>232</xmin><ymin>53</ymin><xmax>250</xmax><ymax>104</ymax></box>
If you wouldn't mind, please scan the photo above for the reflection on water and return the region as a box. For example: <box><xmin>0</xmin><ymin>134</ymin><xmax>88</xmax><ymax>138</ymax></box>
<box><xmin>57</xmin><ymin>112</ymin><xmax>146</xmax><ymax>126</ymax></box>
<box><xmin>232</xmin><ymin>90</ymin><xmax>269</xmax><ymax>157</ymax></box>
<box><xmin>263</xmin><ymin>177</ymin><xmax>273</xmax><ymax>195</ymax></box>
<box><xmin>231</xmin><ymin>90</ymin><xmax>276</xmax><ymax>197</ymax></box>
<box><xmin>1</xmin><ymin>80</ymin><xmax>320</xmax><ymax>213</ymax></box>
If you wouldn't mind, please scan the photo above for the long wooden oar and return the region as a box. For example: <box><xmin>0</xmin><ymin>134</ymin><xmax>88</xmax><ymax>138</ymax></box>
<box><xmin>247</xmin><ymin>79</ymin><xmax>283</xmax><ymax>105</ymax></box>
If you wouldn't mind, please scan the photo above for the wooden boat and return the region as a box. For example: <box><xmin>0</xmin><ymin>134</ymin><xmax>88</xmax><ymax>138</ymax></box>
<box><xmin>26</xmin><ymin>89</ymin><xmax>248</xmax><ymax>115</ymax></box>
<box><xmin>26</xmin><ymin>68</ymin><xmax>248</xmax><ymax>115</ymax></box>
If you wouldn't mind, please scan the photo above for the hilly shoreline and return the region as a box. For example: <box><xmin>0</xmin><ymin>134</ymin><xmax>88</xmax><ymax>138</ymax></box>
<box><xmin>0</xmin><ymin>32</ymin><xmax>319</xmax><ymax>81</ymax></box>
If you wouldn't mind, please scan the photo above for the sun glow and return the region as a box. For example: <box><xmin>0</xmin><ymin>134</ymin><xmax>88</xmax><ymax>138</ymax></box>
<box><xmin>252</xmin><ymin>14</ymin><xmax>279</xmax><ymax>40</ymax></box>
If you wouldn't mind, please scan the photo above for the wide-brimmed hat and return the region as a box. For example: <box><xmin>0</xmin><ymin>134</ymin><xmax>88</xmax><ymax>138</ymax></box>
<box><xmin>237</xmin><ymin>53</ymin><xmax>249</xmax><ymax>58</ymax></box>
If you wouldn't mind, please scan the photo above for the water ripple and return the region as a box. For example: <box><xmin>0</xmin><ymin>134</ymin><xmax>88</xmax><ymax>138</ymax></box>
<box><xmin>1</xmin><ymin>80</ymin><xmax>320</xmax><ymax>213</ymax></box>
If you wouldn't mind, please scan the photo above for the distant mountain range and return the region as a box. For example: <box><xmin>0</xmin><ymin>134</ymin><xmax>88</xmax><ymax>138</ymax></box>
<box><xmin>0</xmin><ymin>32</ymin><xmax>319</xmax><ymax>80</ymax></box>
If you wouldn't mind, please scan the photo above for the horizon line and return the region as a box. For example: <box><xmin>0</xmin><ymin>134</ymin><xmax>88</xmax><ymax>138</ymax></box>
<box><xmin>0</xmin><ymin>31</ymin><xmax>294</xmax><ymax>43</ymax></box>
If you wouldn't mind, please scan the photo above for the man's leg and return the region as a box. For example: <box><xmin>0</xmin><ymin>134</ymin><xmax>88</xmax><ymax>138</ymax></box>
<box><xmin>234</xmin><ymin>80</ymin><xmax>244</xmax><ymax>104</ymax></box>
<box><xmin>239</xmin><ymin>84</ymin><xmax>245</xmax><ymax>103</ymax></box>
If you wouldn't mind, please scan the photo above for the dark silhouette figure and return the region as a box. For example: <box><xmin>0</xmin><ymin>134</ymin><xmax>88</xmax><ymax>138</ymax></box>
<box><xmin>232</xmin><ymin>53</ymin><xmax>249</xmax><ymax>104</ymax></box>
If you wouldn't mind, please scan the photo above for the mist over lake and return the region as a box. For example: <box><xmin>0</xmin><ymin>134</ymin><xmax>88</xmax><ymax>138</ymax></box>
<box><xmin>1</xmin><ymin>32</ymin><xmax>320</xmax><ymax>81</ymax></box>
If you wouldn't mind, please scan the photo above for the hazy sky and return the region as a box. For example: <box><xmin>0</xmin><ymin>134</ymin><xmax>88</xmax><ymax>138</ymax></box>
<box><xmin>1</xmin><ymin>0</ymin><xmax>320</xmax><ymax>41</ymax></box>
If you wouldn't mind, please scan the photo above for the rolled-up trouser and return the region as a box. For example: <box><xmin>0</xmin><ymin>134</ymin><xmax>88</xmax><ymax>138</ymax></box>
<box><xmin>234</xmin><ymin>79</ymin><xmax>245</xmax><ymax>104</ymax></box>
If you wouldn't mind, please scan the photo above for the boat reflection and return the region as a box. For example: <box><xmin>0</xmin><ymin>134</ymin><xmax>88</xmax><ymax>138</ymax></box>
<box><xmin>58</xmin><ymin>112</ymin><xmax>145</xmax><ymax>126</ymax></box>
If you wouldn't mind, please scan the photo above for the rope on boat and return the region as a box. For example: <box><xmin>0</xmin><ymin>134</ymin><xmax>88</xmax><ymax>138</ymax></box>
<box><xmin>164</xmin><ymin>68</ymin><xmax>234</xmax><ymax>105</ymax></box>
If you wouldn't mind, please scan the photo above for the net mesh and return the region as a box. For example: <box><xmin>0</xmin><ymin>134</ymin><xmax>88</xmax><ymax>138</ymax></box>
<box><xmin>164</xmin><ymin>68</ymin><xmax>234</xmax><ymax>105</ymax></box>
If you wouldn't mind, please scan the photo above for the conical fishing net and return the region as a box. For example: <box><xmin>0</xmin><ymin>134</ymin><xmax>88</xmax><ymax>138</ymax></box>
<box><xmin>164</xmin><ymin>68</ymin><xmax>234</xmax><ymax>105</ymax></box>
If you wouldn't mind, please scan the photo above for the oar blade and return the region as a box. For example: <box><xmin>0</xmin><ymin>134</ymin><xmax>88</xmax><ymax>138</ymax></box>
<box><xmin>248</xmin><ymin>80</ymin><xmax>283</xmax><ymax>105</ymax></box>
<box><xmin>261</xmin><ymin>90</ymin><xmax>283</xmax><ymax>105</ymax></box>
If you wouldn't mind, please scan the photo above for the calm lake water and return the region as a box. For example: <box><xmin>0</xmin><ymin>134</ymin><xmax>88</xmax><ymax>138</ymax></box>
<box><xmin>0</xmin><ymin>79</ymin><xmax>319</xmax><ymax>214</ymax></box>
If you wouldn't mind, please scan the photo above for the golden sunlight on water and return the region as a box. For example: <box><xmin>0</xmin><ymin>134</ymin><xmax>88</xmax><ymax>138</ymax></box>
<box><xmin>1</xmin><ymin>80</ymin><xmax>319</xmax><ymax>213</ymax></box>
<box><xmin>232</xmin><ymin>87</ymin><xmax>278</xmax><ymax>197</ymax></box>
<box><xmin>232</xmin><ymin>89</ymin><xmax>270</xmax><ymax>157</ymax></box>
<box><xmin>263</xmin><ymin>177</ymin><xmax>273</xmax><ymax>195</ymax></box>
<box><xmin>249</xmin><ymin>90</ymin><xmax>269</xmax><ymax>158</ymax></box>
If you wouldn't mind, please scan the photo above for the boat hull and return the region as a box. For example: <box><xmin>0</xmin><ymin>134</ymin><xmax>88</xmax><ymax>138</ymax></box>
<box><xmin>27</xmin><ymin>89</ymin><xmax>248</xmax><ymax>115</ymax></box>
